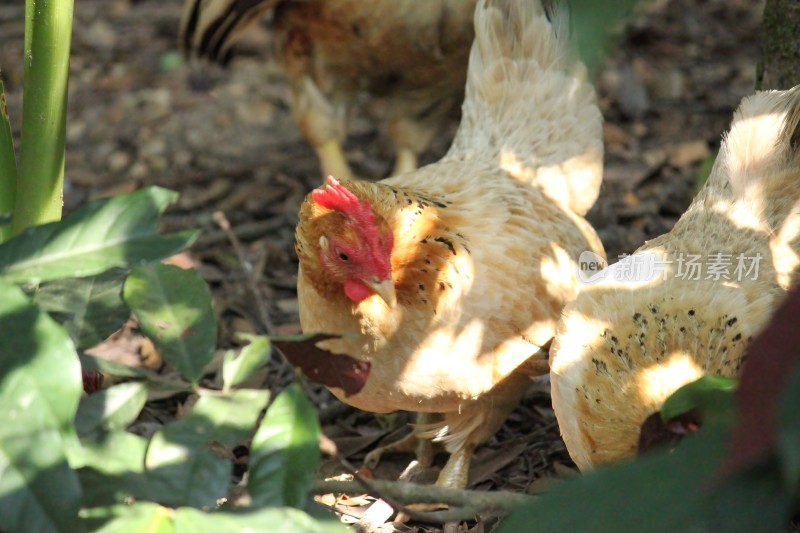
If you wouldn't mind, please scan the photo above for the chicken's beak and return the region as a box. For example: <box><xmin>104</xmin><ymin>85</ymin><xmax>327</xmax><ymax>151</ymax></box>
<box><xmin>367</xmin><ymin>278</ymin><xmax>397</xmax><ymax>308</ymax></box>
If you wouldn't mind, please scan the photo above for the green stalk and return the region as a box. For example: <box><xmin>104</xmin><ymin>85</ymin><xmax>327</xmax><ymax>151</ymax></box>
<box><xmin>0</xmin><ymin>75</ymin><xmax>18</xmax><ymax>242</ymax></box>
<box><xmin>12</xmin><ymin>0</ymin><xmax>74</xmax><ymax>235</ymax></box>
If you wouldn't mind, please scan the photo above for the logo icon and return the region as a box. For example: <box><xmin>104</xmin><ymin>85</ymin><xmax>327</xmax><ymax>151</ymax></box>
<box><xmin>577</xmin><ymin>251</ymin><xmax>668</xmax><ymax>286</ymax></box>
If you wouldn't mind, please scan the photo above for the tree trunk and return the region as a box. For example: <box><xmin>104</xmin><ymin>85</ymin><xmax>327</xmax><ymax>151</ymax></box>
<box><xmin>758</xmin><ymin>0</ymin><xmax>800</xmax><ymax>90</ymax></box>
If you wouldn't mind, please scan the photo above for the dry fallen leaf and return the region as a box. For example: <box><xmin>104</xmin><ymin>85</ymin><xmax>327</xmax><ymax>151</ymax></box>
<box><xmin>272</xmin><ymin>334</ymin><xmax>370</xmax><ymax>396</ymax></box>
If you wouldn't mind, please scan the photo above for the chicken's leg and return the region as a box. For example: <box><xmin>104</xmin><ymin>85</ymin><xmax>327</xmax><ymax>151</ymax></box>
<box><xmin>364</xmin><ymin>412</ymin><xmax>440</xmax><ymax>469</ymax></box>
<box><xmin>315</xmin><ymin>140</ymin><xmax>353</xmax><ymax>182</ymax></box>
<box><xmin>434</xmin><ymin>442</ymin><xmax>476</xmax><ymax>488</ymax></box>
<box><xmin>428</xmin><ymin>373</ymin><xmax>531</xmax><ymax>493</ymax></box>
<box><xmin>392</xmin><ymin>147</ymin><xmax>419</xmax><ymax>176</ymax></box>
<box><xmin>290</xmin><ymin>76</ymin><xmax>354</xmax><ymax>181</ymax></box>
<box><xmin>387</xmin><ymin>114</ymin><xmax>437</xmax><ymax>177</ymax></box>
<box><xmin>387</xmin><ymin>92</ymin><xmax>462</xmax><ymax>176</ymax></box>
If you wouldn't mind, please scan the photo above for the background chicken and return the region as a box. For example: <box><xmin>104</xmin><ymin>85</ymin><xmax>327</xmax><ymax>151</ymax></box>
<box><xmin>295</xmin><ymin>0</ymin><xmax>604</xmax><ymax>489</ymax></box>
<box><xmin>180</xmin><ymin>0</ymin><xmax>476</xmax><ymax>180</ymax></box>
<box><xmin>550</xmin><ymin>87</ymin><xmax>800</xmax><ymax>470</ymax></box>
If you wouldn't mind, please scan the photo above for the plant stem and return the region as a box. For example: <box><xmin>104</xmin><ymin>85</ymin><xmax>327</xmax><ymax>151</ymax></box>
<box><xmin>12</xmin><ymin>0</ymin><xmax>74</xmax><ymax>235</ymax></box>
<box><xmin>0</xmin><ymin>76</ymin><xmax>18</xmax><ymax>242</ymax></box>
<box><xmin>311</xmin><ymin>478</ymin><xmax>536</xmax><ymax>517</ymax></box>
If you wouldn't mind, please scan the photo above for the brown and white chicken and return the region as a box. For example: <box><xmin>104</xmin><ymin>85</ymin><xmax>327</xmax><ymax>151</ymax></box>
<box><xmin>295</xmin><ymin>0</ymin><xmax>605</xmax><ymax>488</ymax></box>
<box><xmin>550</xmin><ymin>87</ymin><xmax>800</xmax><ymax>470</ymax></box>
<box><xmin>180</xmin><ymin>0</ymin><xmax>476</xmax><ymax>179</ymax></box>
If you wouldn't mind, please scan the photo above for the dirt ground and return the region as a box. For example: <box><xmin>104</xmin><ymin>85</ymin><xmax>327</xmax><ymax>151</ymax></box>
<box><xmin>0</xmin><ymin>0</ymin><xmax>765</xmax><ymax>530</ymax></box>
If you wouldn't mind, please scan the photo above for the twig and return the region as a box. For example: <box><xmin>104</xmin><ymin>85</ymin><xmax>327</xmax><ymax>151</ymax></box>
<box><xmin>311</xmin><ymin>479</ymin><xmax>535</xmax><ymax>523</ymax></box>
<box><xmin>319</xmin><ymin>435</ymin><xmax>534</xmax><ymax>525</ymax></box>
<box><xmin>331</xmin><ymin>447</ymin><xmax>417</xmax><ymax>519</ymax></box>
<box><xmin>210</xmin><ymin>211</ymin><xmax>304</xmax><ymax>398</ymax></box>
<box><xmin>212</xmin><ymin>211</ymin><xmax>277</xmax><ymax>335</ymax></box>
<box><xmin>196</xmin><ymin>216</ymin><xmax>286</xmax><ymax>248</ymax></box>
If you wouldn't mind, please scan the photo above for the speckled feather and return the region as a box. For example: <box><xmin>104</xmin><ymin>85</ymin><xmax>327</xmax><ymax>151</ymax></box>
<box><xmin>297</xmin><ymin>0</ymin><xmax>605</xmax><ymax>456</ymax></box>
<box><xmin>550</xmin><ymin>87</ymin><xmax>800</xmax><ymax>469</ymax></box>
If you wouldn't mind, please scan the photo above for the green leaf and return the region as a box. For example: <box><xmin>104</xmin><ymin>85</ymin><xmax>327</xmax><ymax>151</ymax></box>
<box><xmin>144</xmin><ymin>390</ymin><xmax>270</xmax><ymax>508</ymax></box>
<box><xmin>75</xmin><ymin>431</ymin><xmax>168</xmax><ymax>508</ymax></box>
<box><xmin>222</xmin><ymin>334</ymin><xmax>271</xmax><ymax>392</ymax></box>
<box><xmin>248</xmin><ymin>383</ymin><xmax>321</xmax><ymax>508</ymax></box>
<box><xmin>72</xmin><ymin>430</ymin><xmax>148</xmax><ymax>475</ymax></box>
<box><xmin>777</xmin><ymin>364</ymin><xmax>800</xmax><ymax>491</ymax></box>
<box><xmin>79</xmin><ymin>353</ymin><xmax>194</xmax><ymax>395</ymax></box>
<box><xmin>0</xmin><ymin>186</ymin><xmax>198</xmax><ymax>284</ymax></box>
<box><xmin>498</xmin><ymin>423</ymin><xmax>730</xmax><ymax>533</ymax></box>
<box><xmin>173</xmin><ymin>507</ymin><xmax>344</xmax><ymax>533</ymax></box>
<box><xmin>33</xmin><ymin>269</ymin><xmax>130</xmax><ymax>349</ymax></box>
<box><xmin>81</xmin><ymin>503</ymin><xmax>175</xmax><ymax>533</ymax></box>
<box><xmin>568</xmin><ymin>0</ymin><xmax>639</xmax><ymax>77</ymax></box>
<box><xmin>700</xmin><ymin>458</ymin><xmax>793</xmax><ymax>533</ymax></box>
<box><xmin>159</xmin><ymin>51</ymin><xmax>184</xmax><ymax>72</ymax></box>
<box><xmin>0</xmin><ymin>77</ymin><xmax>17</xmax><ymax>243</ymax></box>
<box><xmin>660</xmin><ymin>374</ymin><xmax>738</xmax><ymax>423</ymax></box>
<box><xmin>0</xmin><ymin>279</ymin><xmax>83</xmax><ymax>533</ymax></box>
<box><xmin>123</xmin><ymin>263</ymin><xmax>217</xmax><ymax>384</ymax></box>
<box><xmin>75</xmin><ymin>382</ymin><xmax>147</xmax><ymax>437</ymax></box>
<box><xmin>499</xmin><ymin>387</ymin><xmax>792</xmax><ymax>533</ymax></box>
<box><xmin>695</xmin><ymin>151</ymin><xmax>718</xmax><ymax>191</ymax></box>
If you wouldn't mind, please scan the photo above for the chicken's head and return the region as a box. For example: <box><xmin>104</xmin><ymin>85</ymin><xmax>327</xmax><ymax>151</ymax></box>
<box><xmin>310</xmin><ymin>176</ymin><xmax>395</xmax><ymax>306</ymax></box>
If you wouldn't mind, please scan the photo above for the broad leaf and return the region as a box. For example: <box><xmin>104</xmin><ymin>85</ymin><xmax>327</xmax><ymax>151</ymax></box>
<box><xmin>0</xmin><ymin>186</ymin><xmax>197</xmax><ymax>284</ymax></box>
<box><xmin>0</xmin><ymin>279</ymin><xmax>83</xmax><ymax>533</ymax></box>
<box><xmin>144</xmin><ymin>390</ymin><xmax>269</xmax><ymax>508</ymax></box>
<box><xmin>79</xmin><ymin>353</ymin><xmax>185</xmax><ymax>386</ymax></box>
<box><xmin>34</xmin><ymin>269</ymin><xmax>130</xmax><ymax>349</ymax></box>
<box><xmin>222</xmin><ymin>334</ymin><xmax>271</xmax><ymax>392</ymax></box>
<box><xmin>81</xmin><ymin>503</ymin><xmax>175</xmax><ymax>533</ymax></box>
<box><xmin>75</xmin><ymin>432</ymin><xmax>171</xmax><ymax>508</ymax></box>
<box><xmin>660</xmin><ymin>374</ymin><xmax>737</xmax><ymax>422</ymax></box>
<box><xmin>173</xmin><ymin>507</ymin><xmax>344</xmax><ymax>533</ymax></box>
<box><xmin>777</xmin><ymin>364</ymin><xmax>800</xmax><ymax>491</ymax></box>
<box><xmin>123</xmin><ymin>263</ymin><xmax>216</xmax><ymax>384</ymax></box>
<box><xmin>79</xmin><ymin>354</ymin><xmax>195</xmax><ymax>400</ymax></box>
<box><xmin>72</xmin><ymin>430</ymin><xmax>148</xmax><ymax>475</ymax></box>
<box><xmin>84</xmin><ymin>504</ymin><xmax>343</xmax><ymax>533</ymax></box>
<box><xmin>569</xmin><ymin>0</ymin><xmax>638</xmax><ymax>77</ymax></box>
<box><xmin>724</xmin><ymin>287</ymin><xmax>800</xmax><ymax>474</ymax></box>
<box><xmin>499</xmin><ymin>384</ymin><xmax>793</xmax><ymax>533</ymax></box>
<box><xmin>248</xmin><ymin>383</ymin><xmax>321</xmax><ymax>508</ymax></box>
<box><xmin>499</xmin><ymin>424</ymin><xmax>730</xmax><ymax>533</ymax></box>
<box><xmin>701</xmin><ymin>459</ymin><xmax>793</xmax><ymax>533</ymax></box>
<box><xmin>75</xmin><ymin>382</ymin><xmax>147</xmax><ymax>437</ymax></box>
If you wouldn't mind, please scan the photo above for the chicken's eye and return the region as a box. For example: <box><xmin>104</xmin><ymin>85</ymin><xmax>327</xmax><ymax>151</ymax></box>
<box><xmin>338</xmin><ymin>251</ymin><xmax>350</xmax><ymax>262</ymax></box>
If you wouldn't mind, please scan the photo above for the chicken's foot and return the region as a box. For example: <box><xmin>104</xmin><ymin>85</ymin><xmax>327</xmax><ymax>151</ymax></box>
<box><xmin>364</xmin><ymin>412</ymin><xmax>445</xmax><ymax>469</ymax></box>
<box><xmin>403</xmin><ymin>443</ymin><xmax>476</xmax><ymax>513</ymax></box>
<box><xmin>364</xmin><ymin>429</ymin><xmax>436</xmax><ymax>470</ymax></box>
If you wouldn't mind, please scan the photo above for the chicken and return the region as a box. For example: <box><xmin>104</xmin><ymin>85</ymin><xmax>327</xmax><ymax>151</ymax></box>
<box><xmin>550</xmin><ymin>86</ymin><xmax>800</xmax><ymax>470</ymax></box>
<box><xmin>295</xmin><ymin>0</ymin><xmax>605</xmax><ymax>489</ymax></box>
<box><xmin>180</xmin><ymin>0</ymin><xmax>476</xmax><ymax>180</ymax></box>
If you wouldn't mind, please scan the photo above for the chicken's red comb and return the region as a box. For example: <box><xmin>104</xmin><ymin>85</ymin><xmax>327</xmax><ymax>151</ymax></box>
<box><xmin>312</xmin><ymin>176</ymin><xmax>375</xmax><ymax>228</ymax></box>
<box><xmin>311</xmin><ymin>176</ymin><xmax>391</xmax><ymax>278</ymax></box>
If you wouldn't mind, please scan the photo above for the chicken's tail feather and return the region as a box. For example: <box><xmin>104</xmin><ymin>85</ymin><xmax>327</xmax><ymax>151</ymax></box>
<box><xmin>445</xmin><ymin>0</ymin><xmax>603</xmax><ymax>215</ymax></box>
<box><xmin>180</xmin><ymin>0</ymin><xmax>279</xmax><ymax>64</ymax></box>
<box><xmin>719</xmin><ymin>86</ymin><xmax>800</xmax><ymax>201</ymax></box>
